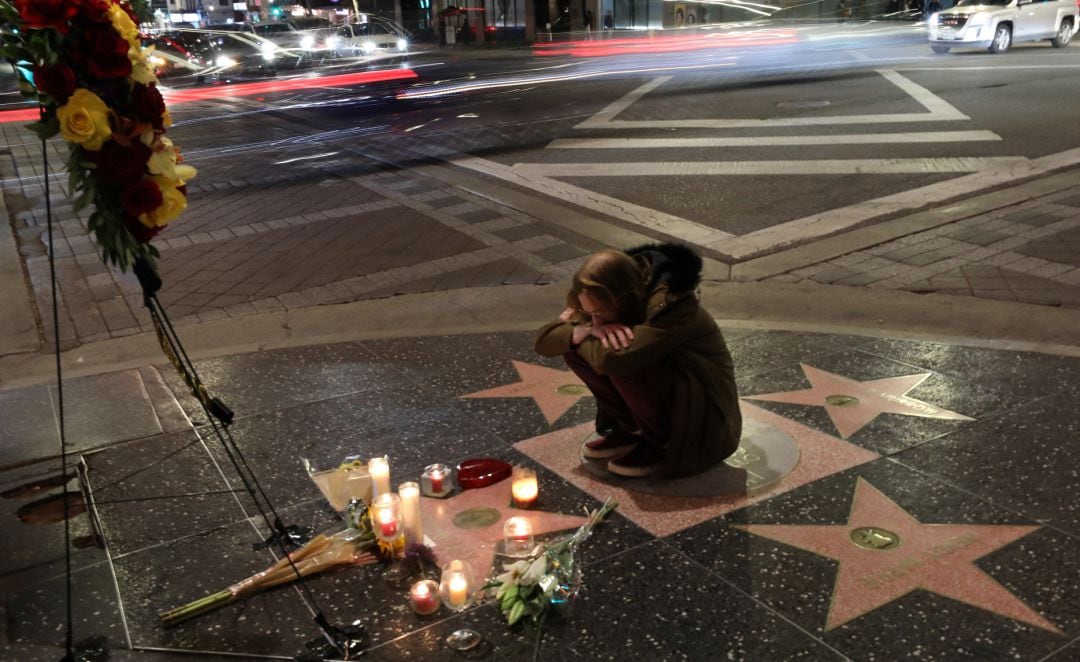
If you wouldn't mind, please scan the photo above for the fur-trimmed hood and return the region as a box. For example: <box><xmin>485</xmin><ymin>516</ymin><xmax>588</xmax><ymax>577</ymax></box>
<box><xmin>625</xmin><ymin>243</ymin><xmax>703</xmax><ymax>294</ymax></box>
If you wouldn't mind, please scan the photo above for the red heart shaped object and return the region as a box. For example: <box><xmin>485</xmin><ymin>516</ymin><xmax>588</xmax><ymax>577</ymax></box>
<box><xmin>455</xmin><ymin>458</ymin><xmax>512</xmax><ymax>489</ymax></box>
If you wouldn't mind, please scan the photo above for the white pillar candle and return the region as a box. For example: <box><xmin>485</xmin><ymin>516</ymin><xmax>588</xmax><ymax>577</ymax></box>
<box><xmin>398</xmin><ymin>481</ymin><xmax>423</xmax><ymax>546</ymax></box>
<box><xmin>368</xmin><ymin>456</ymin><xmax>391</xmax><ymax>499</ymax></box>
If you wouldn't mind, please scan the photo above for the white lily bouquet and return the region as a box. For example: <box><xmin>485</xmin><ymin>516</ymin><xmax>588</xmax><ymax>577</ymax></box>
<box><xmin>486</xmin><ymin>497</ymin><xmax>617</xmax><ymax>627</ymax></box>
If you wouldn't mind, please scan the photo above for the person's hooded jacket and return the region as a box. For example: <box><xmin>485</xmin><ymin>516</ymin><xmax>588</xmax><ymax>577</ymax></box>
<box><xmin>535</xmin><ymin>243</ymin><xmax>741</xmax><ymax>477</ymax></box>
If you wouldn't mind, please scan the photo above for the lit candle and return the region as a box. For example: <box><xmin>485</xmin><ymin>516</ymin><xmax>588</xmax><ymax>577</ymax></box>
<box><xmin>398</xmin><ymin>481</ymin><xmax>423</xmax><ymax>546</ymax></box>
<box><xmin>421</xmin><ymin>463</ymin><xmax>451</xmax><ymax>497</ymax></box>
<box><xmin>371</xmin><ymin>492</ymin><xmax>402</xmax><ymax>542</ymax></box>
<box><xmin>368</xmin><ymin>456</ymin><xmax>391</xmax><ymax>499</ymax></box>
<box><xmin>503</xmin><ymin>516</ymin><xmax>534</xmax><ymax>556</ymax></box>
<box><xmin>447</xmin><ymin>574</ymin><xmax>468</xmax><ymax>608</ymax></box>
<box><xmin>429</xmin><ymin>468</ymin><xmax>445</xmax><ymax>493</ymax></box>
<box><xmin>439</xmin><ymin>559</ymin><xmax>475</xmax><ymax>612</ymax></box>
<box><xmin>511</xmin><ymin>466</ymin><xmax>538</xmax><ymax>509</ymax></box>
<box><xmin>409</xmin><ymin>579</ymin><xmax>441</xmax><ymax>616</ymax></box>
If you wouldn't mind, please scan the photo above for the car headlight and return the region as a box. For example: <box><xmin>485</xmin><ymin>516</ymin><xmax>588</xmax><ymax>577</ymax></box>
<box><xmin>965</xmin><ymin>13</ymin><xmax>987</xmax><ymax>27</ymax></box>
<box><xmin>397</xmin><ymin>38</ymin><xmax>408</xmax><ymax>51</ymax></box>
<box><xmin>215</xmin><ymin>55</ymin><xmax>237</xmax><ymax>68</ymax></box>
<box><xmin>326</xmin><ymin>35</ymin><xmax>339</xmax><ymax>48</ymax></box>
<box><xmin>300</xmin><ymin>35</ymin><xmax>315</xmax><ymax>49</ymax></box>
<box><xmin>362</xmin><ymin>41</ymin><xmax>377</xmax><ymax>53</ymax></box>
<box><xmin>261</xmin><ymin>43</ymin><xmax>277</xmax><ymax>60</ymax></box>
<box><xmin>929</xmin><ymin>13</ymin><xmax>939</xmax><ymax>26</ymax></box>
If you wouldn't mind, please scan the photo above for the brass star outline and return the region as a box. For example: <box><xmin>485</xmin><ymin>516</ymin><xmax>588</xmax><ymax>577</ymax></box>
<box><xmin>735</xmin><ymin>478</ymin><xmax>1061</xmax><ymax>633</ymax></box>
<box><xmin>744</xmin><ymin>364</ymin><xmax>973</xmax><ymax>438</ymax></box>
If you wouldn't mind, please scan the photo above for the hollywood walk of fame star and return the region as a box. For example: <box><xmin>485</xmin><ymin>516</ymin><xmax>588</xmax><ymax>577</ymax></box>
<box><xmin>419</xmin><ymin>479</ymin><xmax>590</xmax><ymax>581</ymax></box>
<box><xmin>744</xmin><ymin>364</ymin><xmax>973</xmax><ymax>438</ymax></box>
<box><xmin>735</xmin><ymin>478</ymin><xmax>1061</xmax><ymax>633</ymax></box>
<box><xmin>459</xmin><ymin>360</ymin><xmax>590</xmax><ymax>425</ymax></box>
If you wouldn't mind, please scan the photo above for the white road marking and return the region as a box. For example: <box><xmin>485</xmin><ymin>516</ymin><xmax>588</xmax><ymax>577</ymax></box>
<box><xmin>575</xmin><ymin>69</ymin><xmax>969</xmax><ymax>129</ymax></box>
<box><xmin>453</xmin><ymin>156</ymin><xmax>735</xmax><ymax>244</ymax></box>
<box><xmin>513</xmin><ymin>158</ymin><xmax>1024</xmax><ymax>177</ymax></box>
<box><xmin>548</xmin><ymin>131</ymin><xmax>1002</xmax><ymax>149</ymax></box>
<box><xmin>707</xmin><ymin>148</ymin><xmax>1080</xmax><ymax>259</ymax></box>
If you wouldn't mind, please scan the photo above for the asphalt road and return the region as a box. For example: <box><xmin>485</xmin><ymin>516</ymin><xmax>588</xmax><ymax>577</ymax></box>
<box><xmin>137</xmin><ymin>22</ymin><xmax>1080</xmax><ymax>263</ymax></box>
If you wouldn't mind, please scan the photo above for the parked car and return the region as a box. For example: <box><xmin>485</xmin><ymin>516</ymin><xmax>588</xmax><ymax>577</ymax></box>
<box><xmin>928</xmin><ymin>0</ymin><xmax>1077</xmax><ymax>53</ymax></box>
<box><xmin>333</xmin><ymin>19</ymin><xmax>410</xmax><ymax>56</ymax></box>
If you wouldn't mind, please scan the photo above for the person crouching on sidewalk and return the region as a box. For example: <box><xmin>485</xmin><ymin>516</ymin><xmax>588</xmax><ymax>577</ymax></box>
<box><xmin>535</xmin><ymin>244</ymin><xmax>741</xmax><ymax>478</ymax></box>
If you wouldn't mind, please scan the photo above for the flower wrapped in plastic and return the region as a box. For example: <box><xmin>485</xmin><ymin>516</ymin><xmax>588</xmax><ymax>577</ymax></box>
<box><xmin>486</xmin><ymin>497</ymin><xmax>617</xmax><ymax>628</ymax></box>
<box><xmin>161</xmin><ymin>500</ymin><xmax>390</xmax><ymax>628</ymax></box>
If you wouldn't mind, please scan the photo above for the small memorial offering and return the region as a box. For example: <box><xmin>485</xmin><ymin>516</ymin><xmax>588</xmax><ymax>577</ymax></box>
<box><xmin>371</xmin><ymin>493</ymin><xmax>402</xmax><ymax>542</ymax></box>
<box><xmin>420</xmin><ymin>463</ymin><xmax>452</xmax><ymax>497</ymax></box>
<box><xmin>511</xmin><ymin>465</ymin><xmax>538</xmax><ymax>509</ymax></box>
<box><xmin>368</xmin><ymin>456</ymin><xmax>391</xmax><ymax>499</ymax></box>
<box><xmin>408</xmin><ymin>579</ymin><xmax>442</xmax><ymax>616</ymax></box>
<box><xmin>503</xmin><ymin>516</ymin><xmax>534</xmax><ymax>556</ymax></box>
<box><xmin>398</xmin><ymin>481</ymin><xmax>423</xmax><ymax>546</ymax></box>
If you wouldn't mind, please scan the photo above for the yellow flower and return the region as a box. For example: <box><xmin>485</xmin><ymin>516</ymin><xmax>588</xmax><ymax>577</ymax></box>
<box><xmin>129</xmin><ymin>44</ymin><xmax>159</xmax><ymax>85</ymax></box>
<box><xmin>57</xmin><ymin>89</ymin><xmax>112</xmax><ymax>151</ymax></box>
<box><xmin>146</xmin><ymin>135</ymin><xmax>177</xmax><ymax>179</ymax></box>
<box><xmin>175</xmin><ymin>163</ymin><xmax>197</xmax><ymax>184</ymax></box>
<box><xmin>108</xmin><ymin>3</ymin><xmax>140</xmax><ymax>42</ymax></box>
<box><xmin>139</xmin><ymin>176</ymin><xmax>187</xmax><ymax>227</ymax></box>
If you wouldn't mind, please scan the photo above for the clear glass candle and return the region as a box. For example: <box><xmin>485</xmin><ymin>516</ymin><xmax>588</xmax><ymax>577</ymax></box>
<box><xmin>421</xmin><ymin>463</ymin><xmax>452</xmax><ymax>497</ymax></box>
<box><xmin>503</xmin><ymin>516</ymin><xmax>534</xmax><ymax>556</ymax></box>
<box><xmin>371</xmin><ymin>492</ymin><xmax>402</xmax><ymax>542</ymax></box>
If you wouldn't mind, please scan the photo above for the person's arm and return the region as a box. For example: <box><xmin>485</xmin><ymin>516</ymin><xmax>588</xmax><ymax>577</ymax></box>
<box><xmin>535</xmin><ymin>307</ymin><xmax>591</xmax><ymax>356</ymax></box>
<box><xmin>577</xmin><ymin>298</ymin><xmax>707</xmax><ymax>377</ymax></box>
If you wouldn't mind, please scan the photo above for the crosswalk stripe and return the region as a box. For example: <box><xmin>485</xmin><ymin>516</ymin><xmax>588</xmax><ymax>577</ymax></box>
<box><xmin>513</xmin><ymin>158</ymin><xmax>1028</xmax><ymax>177</ymax></box>
<box><xmin>548</xmin><ymin>131</ymin><xmax>1002</xmax><ymax>149</ymax></box>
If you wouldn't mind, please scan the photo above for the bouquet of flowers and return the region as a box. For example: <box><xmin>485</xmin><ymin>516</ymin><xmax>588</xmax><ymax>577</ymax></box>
<box><xmin>486</xmin><ymin>497</ymin><xmax>617</xmax><ymax>628</ymax></box>
<box><xmin>160</xmin><ymin>500</ymin><xmax>396</xmax><ymax>627</ymax></box>
<box><xmin>0</xmin><ymin>0</ymin><xmax>195</xmax><ymax>270</ymax></box>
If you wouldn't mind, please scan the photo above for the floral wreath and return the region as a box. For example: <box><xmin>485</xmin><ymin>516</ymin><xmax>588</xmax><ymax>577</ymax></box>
<box><xmin>0</xmin><ymin>0</ymin><xmax>195</xmax><ymax>270</ymax></box>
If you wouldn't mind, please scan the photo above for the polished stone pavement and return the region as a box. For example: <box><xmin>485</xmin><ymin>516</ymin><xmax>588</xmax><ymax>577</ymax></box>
<box><xmin>3</xmin><ymin>326</ymin><xmax>1079</xmax><ymax>661</ymax></box>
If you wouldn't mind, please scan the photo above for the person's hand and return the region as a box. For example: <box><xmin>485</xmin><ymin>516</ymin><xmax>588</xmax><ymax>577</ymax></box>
<box><xmin>559</xmin><ymin>306</ymin><xmax>577</xmax><ymax>323</ymax></box>
<box><xmin>590</xmin><ymin>323</ymin><xmax>634</xmax><ymax>350</ymax></box>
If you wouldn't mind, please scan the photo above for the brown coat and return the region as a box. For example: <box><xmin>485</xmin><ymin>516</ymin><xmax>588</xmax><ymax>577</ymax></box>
<box><xmin>535</xmin><ymin>280</ymin><xmax>741</xmax><ymax>478</ymax></box>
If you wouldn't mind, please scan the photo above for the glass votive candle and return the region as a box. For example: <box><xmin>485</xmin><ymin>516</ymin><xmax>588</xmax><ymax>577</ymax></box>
<box><xmin>368</xmin><ymin>456</ymin><xmax>391</xmax><ymax>499</ymax></box>
<box><xmin>371</xmin><ymin>492</ymin><xmax>402</xmax><ymax>542</ymax></box>
<box><xmin>421</xmin><ymin>463</ymin><xmax>452</xmax><ymax>497</ymax></box>
<box><xmin>511</xmin><ymin>465</ymin><xmax>538</xmax><ymax>509</ymax></box>
<box><xmin>439</xmin><ymin>559</ymin><xmax>476</xmax><ymax>611</ymax></box>
<box><xmin>503</xmin><ymin>516</ymin><xmax>534</xmax><ymax>556</ymax></box>
<box><xmin>408</xmin><ymin>579</ymin><xmax>442</xmax><ymax>616</ymax></box>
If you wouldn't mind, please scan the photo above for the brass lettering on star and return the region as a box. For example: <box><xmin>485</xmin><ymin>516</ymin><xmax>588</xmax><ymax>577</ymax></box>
<box><xmin>556</xmin><ymin>384</ymin><xmax>589</xmax><ymax>396</ymax></box>
<box><xmin>860</xmin><ymin>533</ymin><xmax>980</xmax><ymax>590</ymax></box>
<box><xmin>825</xmin><ymin>394</ymin><xmax>859</xmax><ymax>407</ymax></box>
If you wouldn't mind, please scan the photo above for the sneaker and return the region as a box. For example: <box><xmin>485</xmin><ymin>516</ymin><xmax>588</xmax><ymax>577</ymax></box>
<box><xmin>581</xmin><ymin>429</ymin><xmax>640</xmax><ymax>460</ymax></box>
<box><xmin>607</xmin><ymin>443</ymin><xmax>664</xmax><ymax>478</ymax></box>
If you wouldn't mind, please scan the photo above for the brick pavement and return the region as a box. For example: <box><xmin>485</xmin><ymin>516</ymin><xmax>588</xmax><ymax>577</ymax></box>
<box><xmin>3</xmin><ymin>117</ymin><xmax>1080</xmax><ymax>359</ymax></box>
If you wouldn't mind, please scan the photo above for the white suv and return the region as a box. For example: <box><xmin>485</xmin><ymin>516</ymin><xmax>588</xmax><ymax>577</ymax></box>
<box><xmin>928</xmin><ymin>0</ymin><xmax>1077</xmax><ymax>53</ymax></box>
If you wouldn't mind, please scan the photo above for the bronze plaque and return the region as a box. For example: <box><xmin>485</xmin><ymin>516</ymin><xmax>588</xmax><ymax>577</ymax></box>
<box><xmin>556</xmin><ymin>384</ymin><xmax>588</xmax><ymax>396</ymax></box>
<box><xmin>849</xmin><ymin>526</ymin><xmax>901</xmax><ymax>550</ymax></box>
<box><xmin>825</xmin><ymin>394</ymin><xmax>860</xmax><ymax>407</ymax></box>
<box><xmin>453</xmin><ymin>507</ymin><xmax>501</xmax><ymax>530</ymax></box>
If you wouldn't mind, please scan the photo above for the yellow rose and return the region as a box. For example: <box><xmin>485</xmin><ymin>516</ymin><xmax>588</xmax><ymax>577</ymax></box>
<box><xmin>57</xmin><ymin>89</ymin><xmax>112</xmax><ymax>151</ymax></box>
<box><xmin>108</xmin><ymin>4</ymin><xmax>140</xmax><ymax>42</ymax></box>
<box><xmin>147</xmin><ymin>135</ymin><xmax>176</xmax><ymax>179</ymax></box>
<box><xmin>175</xmin><ymin>164</ymin><xmax>197</xmax><ymax>184</ymax></box>
<box><xmin>139</xmin><ymin>176</ymin><xmax>187</xmax><ymax>227</ymax></box>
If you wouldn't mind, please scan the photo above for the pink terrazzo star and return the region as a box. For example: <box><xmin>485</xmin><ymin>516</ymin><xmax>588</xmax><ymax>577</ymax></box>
<box><xmin>419</xmin><ymin>479</ymin><xmax>589</xmax><ymax>582</ymax></box>
<box><xmin>736</xmin><ymin>478</ymin><xmax>1060</xmax><ymax>633</ymax></box>
<box><xmin>458</xmin><ymin>360</ymin><xmax>589</xmax><ymax>424</ymax></box>
<box><xmin>745</xmin><ymin>364</ymin><xmax>973</xmax><ymax>438</ymax></box>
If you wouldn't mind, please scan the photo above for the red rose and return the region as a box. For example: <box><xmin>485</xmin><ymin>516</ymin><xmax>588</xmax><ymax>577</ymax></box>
<box><xmin>131</xmin><ymin>84</ymin><xmax>166</xmax><ymax>129</ymax></box>
<box><xmin>32</xmin><ymin>64</ymin><xmax>77</xmax><ymax>101</ymax></box>
<box><xmin>77</xmin><ymin>0</ymin><xmax>114</xmax><ymax>24</ymax></box>
<box><xmin>14</xmin><ymin>0</ymin><xmax>78</xmax><ymax>33</ymax></box>
<box><xmin>72</xmin><ymin>26</ymin><xmax>132</xmax><ymax>80</ymax></box>
<box><xmin>122</xmin><ymin>213</ymin><xmax>163</xmax><ymax>244</ymax></box>
<box><xmin>121</xmin><ymin>180</ymin><xmax>163</xmax><ymax>218</ymax></box>
<box><xmin>87</xmin><ymin>140</ymin><xmax>152</xmax><ymax>185</ymax></box>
